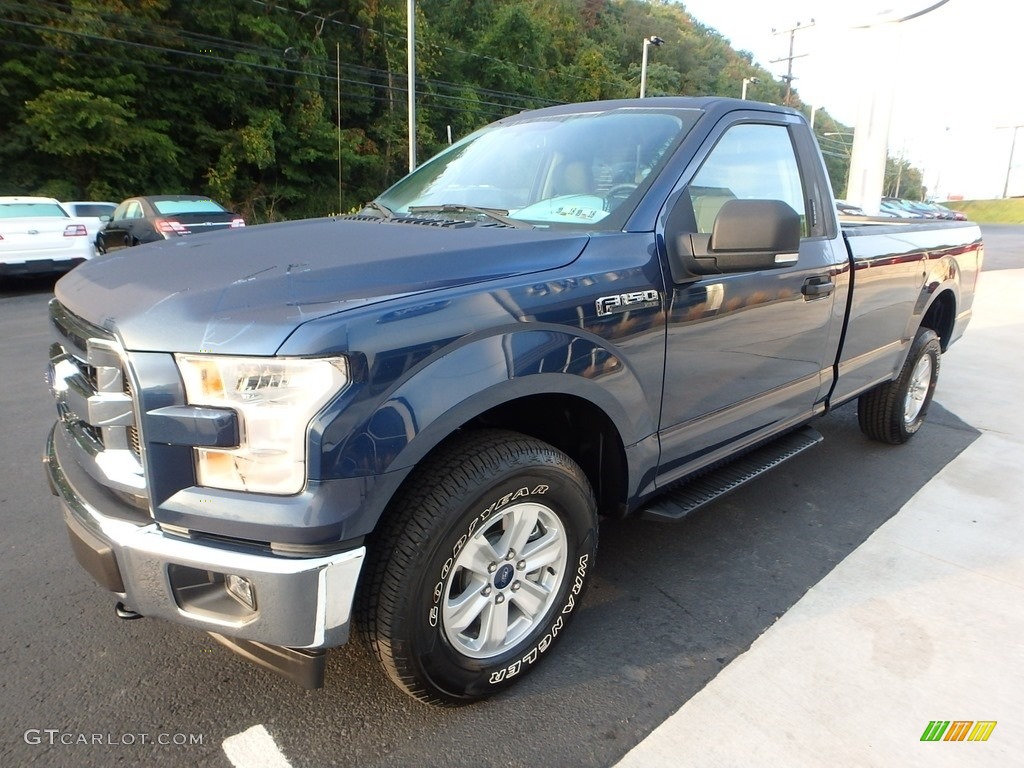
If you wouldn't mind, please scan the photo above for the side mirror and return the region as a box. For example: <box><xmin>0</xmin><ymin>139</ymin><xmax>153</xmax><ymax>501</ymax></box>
<box><xmin>668</xmin><ymin>199</ymin><xmax>801</xmax><ymax>278</ymax></box>
<box><xmin>99</xmin><ymin>215</ymin><xmax>112</xmax><ymax>223</ymax></box>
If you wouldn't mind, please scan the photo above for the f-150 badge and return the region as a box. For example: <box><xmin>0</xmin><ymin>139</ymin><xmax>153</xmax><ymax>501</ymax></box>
<box><xmin>595</xmin><ymin>289</ymin><xmax>661</xmax><ymax>317</ymax></box>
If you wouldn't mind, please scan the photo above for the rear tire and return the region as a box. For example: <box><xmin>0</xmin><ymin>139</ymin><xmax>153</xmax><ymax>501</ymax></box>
<box><xmin>858</xmin><ymin>327</ymin><xmax>941</xmax><ymax>444</ymax></box>
<box><xmin>361</xmin><ymin>429</ymin><xmax>597</xmax><ymax>705</ymax></box>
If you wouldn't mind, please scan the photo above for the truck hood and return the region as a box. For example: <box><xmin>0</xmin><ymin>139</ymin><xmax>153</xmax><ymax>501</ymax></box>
<box><xmin>55</xmin><ymin>217</ymin><xmax>589</xmax><ymax>354</ymax></box>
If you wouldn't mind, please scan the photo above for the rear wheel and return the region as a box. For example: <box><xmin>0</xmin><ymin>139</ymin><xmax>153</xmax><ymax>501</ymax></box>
<box><xmin>361</xmin><ymin>429</ymin><xmax>597</xmax><ymax>705</ymax></box>
<box><xmin>858</xmin><ymin>327</ymin><xmax>941</xmax><ymax>444</ymax></box>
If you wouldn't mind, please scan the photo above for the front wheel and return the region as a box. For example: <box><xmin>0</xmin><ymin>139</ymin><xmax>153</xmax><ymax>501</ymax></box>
<box><xmin>361</xmin><ymin>429</ymin><xmax>597</xmax><ymax>705</ymax></box>
<box><xmin>858</xmin><ymin>327</ymin><xmax>941</xmax><ymax>444</ymax></box>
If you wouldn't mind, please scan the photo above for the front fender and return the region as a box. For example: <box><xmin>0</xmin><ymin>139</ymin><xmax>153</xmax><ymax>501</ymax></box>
<box><xmin>320</xmin><ymin>327</ymin><xmax>657</xmax><ymax>481</ymax></box>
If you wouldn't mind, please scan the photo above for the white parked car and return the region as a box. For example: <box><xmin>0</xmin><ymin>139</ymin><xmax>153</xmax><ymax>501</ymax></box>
<box><xmin>0</xmin><ymin>196</ymin><xmax>96</xmax><ymax>279</ymax></box>
<box><xmin>62</xmin><ymin>201</ymin><xmax>118</xmax><ymax>242</ymax></box>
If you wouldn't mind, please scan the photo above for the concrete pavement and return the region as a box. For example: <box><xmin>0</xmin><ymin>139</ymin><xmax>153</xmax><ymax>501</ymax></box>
<box><xmin>616</xmin><ymin>267</ymin><xmax>1024</xmax><ymax>767</ymax></box>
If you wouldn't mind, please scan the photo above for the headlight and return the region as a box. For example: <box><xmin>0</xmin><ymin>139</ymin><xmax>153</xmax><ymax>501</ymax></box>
<box><xmin>175</xmin><ymin>354</ymin><xmax>349</xmax><ymax>495</ymax></box>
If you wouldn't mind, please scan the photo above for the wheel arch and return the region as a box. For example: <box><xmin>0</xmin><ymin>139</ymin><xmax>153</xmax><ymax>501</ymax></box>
<box><xmin>464</xmin><ymin>392</ymin><xmax>629</xmax><ymax>518</ymax></box>
<box><xmin>913</xmin><ymin>252</ymin><xmax>962</xmax><ymax>352</ymax></box>
<box><xmin>318</xmin><ymin>328</ymin><xmax>656</xmax><ymax>537</ymax></box>
<box><xmin>919</xmin><ymin>286</ymin><xmax>957</xmax><ymax>351</ymax></box>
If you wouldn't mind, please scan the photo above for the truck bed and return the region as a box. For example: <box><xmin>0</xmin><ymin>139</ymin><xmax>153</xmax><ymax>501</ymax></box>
<box><xmin>831</xmin><ymin>218</ymin><xmax>983</xmax><ymax>407</ymax></box>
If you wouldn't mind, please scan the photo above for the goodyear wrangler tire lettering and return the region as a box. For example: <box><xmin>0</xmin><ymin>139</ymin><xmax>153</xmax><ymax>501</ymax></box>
<box><xmin>361</xmin><ymin>429</ymin><xmax>597</xmax><ymax>705</ymax></box>
<box><xmin>487</xmin><ymin>554</ymin><xmax>588</xmax><ymax>685</ymax></box>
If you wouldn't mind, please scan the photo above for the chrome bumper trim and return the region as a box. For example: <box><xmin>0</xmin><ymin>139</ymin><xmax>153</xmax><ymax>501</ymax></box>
<box><xmin>46</xmin><ymin>427</ymin><xmax>364</xmax><ymax>649</ymax></box>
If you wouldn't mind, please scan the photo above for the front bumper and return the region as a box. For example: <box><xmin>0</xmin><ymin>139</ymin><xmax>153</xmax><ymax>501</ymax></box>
<box><xmin>45</xmin><ymin>426</ymin><xmax>365</xmax><ymax>649</ymax></box>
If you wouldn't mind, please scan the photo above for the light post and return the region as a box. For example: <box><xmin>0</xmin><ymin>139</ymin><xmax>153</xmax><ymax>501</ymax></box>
<box><xmin>741</xmin><ymin>77</ymin><xmax>759</xmax><ymax>100</ymax></box>
<box><xmin>639</xmin><ymin>36</ymin><xmax>664</xmax><ymax>98</ymax></box>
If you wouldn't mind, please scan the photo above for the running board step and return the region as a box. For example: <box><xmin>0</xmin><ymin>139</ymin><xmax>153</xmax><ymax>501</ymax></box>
<box><xmin>640</xmin><ymin>426</ymin><xmax>824</xmax><ymax>522</ymax></box>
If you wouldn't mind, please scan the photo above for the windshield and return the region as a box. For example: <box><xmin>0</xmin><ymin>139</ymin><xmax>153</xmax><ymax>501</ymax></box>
<box><xmin>70</xmin><ymin>203</ymin><xmax>116</xmax><ymax>217</ymax></box>
<box><xmin>377</xmin><ymin>107</ymin><xmax>701</xmax><ymax>229</ymax></box>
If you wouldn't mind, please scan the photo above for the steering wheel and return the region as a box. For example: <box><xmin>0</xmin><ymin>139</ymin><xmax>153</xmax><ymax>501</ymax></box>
<box><xmin>605</xmin><ymin>183</ymin><xmax>638</xmax><ymax>205</ymax></box>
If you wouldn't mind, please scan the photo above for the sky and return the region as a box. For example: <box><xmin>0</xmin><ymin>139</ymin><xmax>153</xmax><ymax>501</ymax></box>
<box><xmin>677</xmin><ymin>0</ymin><xmax>1023</xmax><ymax>200</ymax></box>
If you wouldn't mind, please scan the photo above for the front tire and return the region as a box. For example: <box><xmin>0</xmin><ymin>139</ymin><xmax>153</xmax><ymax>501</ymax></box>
<box><xmin>361</xmin><ymin>429</ymin><xmax>597</xmax><ymax>705</ymax></box>
<box><xmin>858</xmin><ymin>327</ymin><xmax>941</xmax><ymax>444</ymax></box>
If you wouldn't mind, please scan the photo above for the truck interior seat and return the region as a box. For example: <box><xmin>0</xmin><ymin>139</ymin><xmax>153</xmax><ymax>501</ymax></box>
<box><xmin>553</xmin><ymin>161</ymin><xmax>594</xmax><ymax>197</ymax></box>
<box><xmin>692</xmin><ymin>193</ymin><xmax>737</xmax><ymax>234</ymax></box>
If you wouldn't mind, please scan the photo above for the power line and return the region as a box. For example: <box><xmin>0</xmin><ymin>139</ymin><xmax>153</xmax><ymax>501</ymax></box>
<box><xmin>0</xmin><ymin>18</ymin><xmax>552</xmax><ymax>119</ymax></box>
<box><xmin>0</xmin><ymin>35</ymin><xmax>520</xmax><ymax>127</ymax></box>
<box><xmin>0</xmin><ymin>2</ymin><xmax>561</xmax><ymax>112</ymax></box>
<box><xmin>246</xmin><ymin>0</ymin><xmax>630</xmax><ymax>93</ymax></box>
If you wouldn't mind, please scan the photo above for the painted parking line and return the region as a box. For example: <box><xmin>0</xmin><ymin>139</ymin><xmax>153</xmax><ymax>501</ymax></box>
<box><xmin>223</xmin><ymin>724</ymin><xmax>293</xmax><ymax>768</ymax></box>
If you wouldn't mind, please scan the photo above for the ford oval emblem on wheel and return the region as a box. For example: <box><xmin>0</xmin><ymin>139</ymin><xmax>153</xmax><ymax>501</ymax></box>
<box><xmin>493</xmin><ymin>563</ymin><xmax>515</xmax><ymax>590</ymax></box>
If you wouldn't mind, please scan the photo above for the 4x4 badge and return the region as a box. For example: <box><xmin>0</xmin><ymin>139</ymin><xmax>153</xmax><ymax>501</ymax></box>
<box><xmin>595</xmin><ymin>290</ymin><xmax>661</xmax><ymax>317</ymax></box>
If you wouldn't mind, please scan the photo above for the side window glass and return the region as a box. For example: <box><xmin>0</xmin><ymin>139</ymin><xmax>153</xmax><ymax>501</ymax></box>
<box><xmin>687</xmin><ymin>124</ymin><xmax>807</xmax><ymax>236</ymax></box>
<box><xmin>112</xmin><ymin>202</ymin><xmax>129</xmax><ymax>221</ymax></box>
<box><xmin>126</xmin><ymin>202</ymin><xmax>143</xmax><ymax>219</ymax></box>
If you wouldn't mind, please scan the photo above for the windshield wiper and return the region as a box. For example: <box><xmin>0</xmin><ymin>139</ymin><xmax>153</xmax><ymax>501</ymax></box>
<box><xmin>407</xmin><ymin>204</ymin><xmax>533</xmax><ymax>229</ymax></box>
<box><xmin>361</xmin><ymin>200</ymin><xmax>394</xmax><ymax>220</ymax></box>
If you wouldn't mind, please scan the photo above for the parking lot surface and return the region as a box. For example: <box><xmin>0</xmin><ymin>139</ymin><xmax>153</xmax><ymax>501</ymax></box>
<box><xmin>0</xmin><ymin>226</ymin><xmax>1017</xmax><ymax>767</ymax></box>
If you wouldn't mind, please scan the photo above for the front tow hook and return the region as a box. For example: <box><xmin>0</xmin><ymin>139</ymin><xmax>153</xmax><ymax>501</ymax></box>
<box><xmin>115</xmin><ymin>602</ymin><xmax>143</xmax><ymax>620</ymax></box>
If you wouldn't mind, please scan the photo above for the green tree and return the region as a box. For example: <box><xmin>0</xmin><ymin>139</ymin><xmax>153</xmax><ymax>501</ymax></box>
<box><xmin>0</xmin><ymin>0</ymin><xmax>901</xmax><ymax>220</ymax></box>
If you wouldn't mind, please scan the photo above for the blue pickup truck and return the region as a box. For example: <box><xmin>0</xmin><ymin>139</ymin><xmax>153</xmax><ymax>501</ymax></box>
<box><xmin>44</xmin><ymin>97</ymin><xmax>982</xmax><ymax>705</ymax></box>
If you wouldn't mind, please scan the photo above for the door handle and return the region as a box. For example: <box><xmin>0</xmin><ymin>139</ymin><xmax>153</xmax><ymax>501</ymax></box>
<box><xmin>802</xmin><ymin>277</ymin><xmax>835</xmax><ymax>298</ymax></box>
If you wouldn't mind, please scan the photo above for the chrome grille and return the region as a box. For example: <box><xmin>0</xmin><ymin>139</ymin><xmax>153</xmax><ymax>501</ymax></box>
<box><xmin>48</xmin><ymin>299</ymin><xmax>148</xmax><ymax>499</ymax></box>
<box><xmin>125</xmin><ymin>376</ymin><xmax>142</xmax><ymax>456</ymax></box>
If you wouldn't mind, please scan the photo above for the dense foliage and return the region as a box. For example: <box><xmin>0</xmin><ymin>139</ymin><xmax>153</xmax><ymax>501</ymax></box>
<box><xmin>0</xmin><ymin>0</ymin><xmax>920</xmax><ymax>221</ymax></box>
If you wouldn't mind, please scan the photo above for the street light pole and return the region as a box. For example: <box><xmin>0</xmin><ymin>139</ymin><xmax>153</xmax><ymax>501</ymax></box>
<box><xmin>639</xmin><ymin>36</ymin><xmax>664</xmax><ymax>98</ymax></box>
<box><xmin>741</xmin><ymin>77</ymin><xmax>759</xmax><ymax>100</ymax></box>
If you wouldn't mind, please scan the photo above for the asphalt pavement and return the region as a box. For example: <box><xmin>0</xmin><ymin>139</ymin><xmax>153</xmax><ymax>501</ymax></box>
<box><xmin>618</xmin><ymin>233</ymin><xmax>1023</xmax><ymax>767</ymax></box>
<box><xmin>0</xmin><ymin>225</ymin><xmax>1018</xmax><ymax>767</ymax></box>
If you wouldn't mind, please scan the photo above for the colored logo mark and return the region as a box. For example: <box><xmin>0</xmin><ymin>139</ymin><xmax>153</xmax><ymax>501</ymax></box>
<box><xmin>920</xmin><ymin>721</ymin><xmax>997</xmax><ymax>742</ymax></box>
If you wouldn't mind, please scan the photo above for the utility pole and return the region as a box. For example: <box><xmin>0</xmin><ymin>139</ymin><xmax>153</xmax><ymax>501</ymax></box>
<box><xmin>1002</xmin><ymin>125</ymin><xmax>1023</xmax><ymax>199</ymax></box>
<box><xmin>407</xmin><ymin>0</ymin><xmax>416</xmax><ymax>172</ymax></box>
<box><xmin>770</xmin><ymin>20</ymin><xmax>814</xmax><ymax>106</ymax></box>
<box><xmin>337</xmin><ymin>42</ymin><xmax>342</xmax><ymax>214</ymax></box>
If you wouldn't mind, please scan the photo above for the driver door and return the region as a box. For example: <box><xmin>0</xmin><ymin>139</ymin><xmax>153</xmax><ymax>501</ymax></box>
<box><xmin>656</xmin><ymin>118</ymin><xmax>846</xmax><ymax>482</ymax></box>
